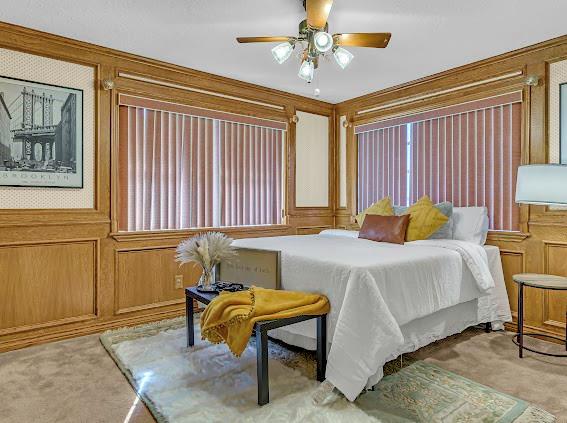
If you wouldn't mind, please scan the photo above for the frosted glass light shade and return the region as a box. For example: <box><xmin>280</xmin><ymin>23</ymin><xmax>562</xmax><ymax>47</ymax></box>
<box><xmin>314</xmin><ymin>31</ymin><xmax>333</xmax><ymax>52</ymax></box>
<box><xmin>298</xmin><ymin>60</ymin><xmax>314</xmax><ymax>82</ymax></box>
<box><xmin>333</xmin><ymin>47</ymin><xmax>354</xmax><ymax>69</ymax></box>
<box><xmin>515</xmin><ymin>164</ymin><xmax>567</xmax><ymax>205</ymax></box>
<box><xmin>271</xmin><ymin>42</ymin><xmax>294</xmax><ymax>64</ymax></box>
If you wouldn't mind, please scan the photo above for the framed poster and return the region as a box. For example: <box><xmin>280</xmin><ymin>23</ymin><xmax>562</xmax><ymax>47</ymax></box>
<box><xmin>0</xmin><ymin>75</ymin><xmax>83</xmax><ymax>188</ymax></box>
<box><xmin>561</xmin><ymin>83</ymin><xmax>567</xmax><ymax>164</ymax></box>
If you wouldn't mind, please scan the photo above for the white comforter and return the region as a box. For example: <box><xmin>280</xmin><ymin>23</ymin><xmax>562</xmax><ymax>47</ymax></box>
<box><xmin>232</xmin><ymin>232</ymin><xmax>495</xmax><ymax>401</ymax></box>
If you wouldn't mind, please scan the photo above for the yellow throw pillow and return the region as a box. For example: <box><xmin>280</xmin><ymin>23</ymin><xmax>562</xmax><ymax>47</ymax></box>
<box><xmin>402</xmin><ymin>196</ymin><xmax>449</xmax><ymax>241</ymax></box>
<box><xmin>356</xmin><ymin>197</ymin><xmax>394</xmax><ymax>226</ymax></box>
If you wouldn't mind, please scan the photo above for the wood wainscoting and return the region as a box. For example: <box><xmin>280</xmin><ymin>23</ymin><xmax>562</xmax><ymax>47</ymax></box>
<box><xmin>0</xmin><ymin>22</ymin><xmax>333</xmax><ymax>352</ymax></box>
<box><xmin>333</xmin><ymin>34</ymin><xmax>567</xmax><ymax>342</ymax></box>
<box><xmin>0</xmin><ymin>239</ymin><xmax>98</xmax><ymax>335</ymax></box>
<box><xmin>114</xmin><ymin>246</ymin><xmax>201</xmax><ymax>315</ymax></box>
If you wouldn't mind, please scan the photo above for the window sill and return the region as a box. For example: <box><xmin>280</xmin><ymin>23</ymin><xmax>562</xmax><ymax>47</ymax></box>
<box><xmin>110</xmin><ymin>224</ymin><xmax>293</xmax><ymax>242</ymax></box>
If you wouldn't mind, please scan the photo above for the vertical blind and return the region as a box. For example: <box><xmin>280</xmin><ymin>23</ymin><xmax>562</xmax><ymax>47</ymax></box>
<box><xmin>118</xmin><ymin>96</ymin><xmax>285</xmax><ymax>232</ymax></box>
<box><xmin>219</xmin><ymin>122</ymin><xmax>283</xmax><ymax>227</ymax></box>
<box><xmin>355</xmin><ymin>92</ymin><xmax>522</xmax><ymax>231</ymax></box>
<box><xmin>357</xmin><ymin>125</ymin><xmax>407</xmax><ymax>211</ymax></box>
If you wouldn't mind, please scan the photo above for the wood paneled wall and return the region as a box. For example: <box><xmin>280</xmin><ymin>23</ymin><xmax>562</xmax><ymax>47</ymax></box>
<box><xmin>2</xmin><ymin>20</ymin><xmax>566</xmax><ymax>352</ymax></box>
<box><xmin>0</xmin><ymin>22</ymin><xmax>334</xmax><ymax>352</ymax></box>
<box><xmin>334</xmin><ymin>34</ymin><xmax>567</xmax><ymax>341</ymax></box>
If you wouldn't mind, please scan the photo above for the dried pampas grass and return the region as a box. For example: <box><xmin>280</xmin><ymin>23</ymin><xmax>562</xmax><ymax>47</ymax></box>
<box><xmin>176</xmin><ymin>232</ymin><xmax>236</xmax><ymax>271</ymax></box>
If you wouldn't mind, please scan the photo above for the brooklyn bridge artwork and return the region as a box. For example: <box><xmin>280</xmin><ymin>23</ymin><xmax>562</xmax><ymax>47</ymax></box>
<box><xmin>0</xmin><ymin>76</ymin><xmax>83</xmax><ymax>188</ymax></box>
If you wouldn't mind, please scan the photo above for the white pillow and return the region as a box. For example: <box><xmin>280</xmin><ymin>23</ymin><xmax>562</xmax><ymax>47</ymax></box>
<box><xmin>318</xmin><ymin>229</ymin><xmax>359</xmax><ymax>238</ymax></box>
<box><xmin>452</xmin><ymin>207</ymin><xmax>489</xmax><ymax>245</ymax></box>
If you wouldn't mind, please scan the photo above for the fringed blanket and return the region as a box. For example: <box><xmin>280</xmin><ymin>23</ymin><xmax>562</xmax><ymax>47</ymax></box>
<box><xmin>200</xmin><ymin>287</ymin><xmax>330</xmax><ymax>356</ymax></box>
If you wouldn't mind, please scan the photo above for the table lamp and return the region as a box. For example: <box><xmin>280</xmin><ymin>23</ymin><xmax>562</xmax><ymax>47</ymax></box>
<box><xmin>513</xmin><ymin>164</ymin><xmax>567</xmax><ymax>359</ymax></box>
<box><xmin>516</xmin><ymin>164</ymin><xmax>567</xmax><ymax>206</ymax></box>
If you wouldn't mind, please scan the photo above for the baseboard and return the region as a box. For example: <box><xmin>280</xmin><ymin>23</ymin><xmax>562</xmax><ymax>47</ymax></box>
<box><xmin>0</xmin><ymin>307</ymin><xmax>186</xmax><ymax>353</ymax></box>
<box><xmin>504</xmin><ymin>322</ymin><xmax>566</xmax><ymax>345</ymax></box>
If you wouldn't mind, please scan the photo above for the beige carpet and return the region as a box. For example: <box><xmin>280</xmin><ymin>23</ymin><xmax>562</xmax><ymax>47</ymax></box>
<box><xmin>0</xmin><ymin>334</ymin><xmax>155</xmax><ymax>423</ymax></box>
<box><xmin>0</xmin><ymin>328</ymin><xmax>565</xmax><ymax>423</ymax></box>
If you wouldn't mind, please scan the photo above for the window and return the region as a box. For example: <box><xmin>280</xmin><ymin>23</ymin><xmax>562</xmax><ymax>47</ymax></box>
<box><xmin>118</xmin><ymin>95</ymin><xmax>286</xmax><ymax>232</ymax></box>
<box><xmin>356</xmin><ymin>92</ymin><xmax>522</xmax><ymax>231</ymax></box>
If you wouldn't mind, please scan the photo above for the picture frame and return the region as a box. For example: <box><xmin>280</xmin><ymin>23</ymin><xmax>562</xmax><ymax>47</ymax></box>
<box><xmin>0</xmin><ymin>75</ymin><xmax>83</xmax><ymax>188</ymax></box>
<box><xmin>561</xmin><ymin>82</ymin><xmax>567</xmax><ymax>164</ymax></box>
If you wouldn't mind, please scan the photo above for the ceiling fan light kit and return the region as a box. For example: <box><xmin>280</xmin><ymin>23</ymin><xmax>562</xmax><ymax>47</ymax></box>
<box><xmin>333</xmin><ymin>46</ymin><xmax>354</xmax><ymax>69</ymax></box>
<box><xmin>272</xmin><ymin>41</ymin><xmax>295</xmax><ymax>64</ymax></box>
<box><xmin>237</xmin><ymin>0</ymin><xmax>391</xmax><ymax>83</ymax></box>
<box><xmin>314</xmin><ymin>31</ymin><xmax>334</xmax><ymax>52</ymax></box>
<box><xmin>298</xmin><ymin>59</ymin><xmax>315</xmax><ymax>82</ymax></box>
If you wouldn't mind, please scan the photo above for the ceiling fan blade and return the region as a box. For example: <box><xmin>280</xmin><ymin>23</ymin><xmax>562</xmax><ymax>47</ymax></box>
<box><xmin>306</xmin><ymin>0</ymin><xmax>333</xmax><ymax>29</ymax></box>
<box><xmin>236</xmin><ymin>36</ymin><xmax>293</xmax><ymax>43</ymax></box>
<box><xmin>333</xmin><ymin>33</ymin><xmax>392</xmax><ymax>48</ymax></box>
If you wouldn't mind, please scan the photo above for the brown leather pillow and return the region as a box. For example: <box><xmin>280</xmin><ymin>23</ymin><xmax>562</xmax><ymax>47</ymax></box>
<box><xmin>358</xmin><ymin>214</ymin><xmax>410</xmax><ymax>244</ymax></box>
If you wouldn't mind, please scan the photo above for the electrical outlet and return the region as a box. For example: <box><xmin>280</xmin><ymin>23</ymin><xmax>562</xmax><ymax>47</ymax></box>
<box><xmin>174</xmin><ymin>275</ymin><xmax>184</xmax><ymax>289</ymax></box>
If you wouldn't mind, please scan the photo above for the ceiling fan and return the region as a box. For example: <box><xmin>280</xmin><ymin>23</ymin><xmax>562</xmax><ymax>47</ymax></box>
<box><xmin>236</xmin><ymin>0</ymin><xmax>391</xmax><ymax>83</ymax></box>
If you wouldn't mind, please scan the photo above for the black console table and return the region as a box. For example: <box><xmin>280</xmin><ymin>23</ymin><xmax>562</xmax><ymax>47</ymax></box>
<box><xmin>185</xmin><ymin>286</ymin><xmax>328</xmax><ymax>405</ymax></box>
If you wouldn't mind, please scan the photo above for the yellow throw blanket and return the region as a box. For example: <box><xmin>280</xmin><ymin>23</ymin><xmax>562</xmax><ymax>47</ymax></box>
<box><xmin>200</xmin><ymin>287</ymin><xmax>330</xmax><ymax>357</ymax></box>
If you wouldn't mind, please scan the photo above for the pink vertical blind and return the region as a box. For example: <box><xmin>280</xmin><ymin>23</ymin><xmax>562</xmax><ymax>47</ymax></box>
<box><xmin>219</xmin><ymin>122</ymin><xmax>283</xmax><ymax>227</ymax></box>
<box><xmin>118</xmin><ymin>96</ymin><xmax>285</xmax><ymax>232</ymax></box>
<box><xmin>357</xmin><ymin>125</ymin><xmax>408</xmax><ymax>211</ymax></box>
<box><xmin>355</xmin><ymin>92</ymin><xmax>522</xmax><ymax>231</ymax></box>
<box><xmin>118</xmin><ymin>107</ymin><xmax>216</xmax><ymax>231</ymax></box>
<box><xmin>409</xmin><ymin>102</ymin><xmax>522</xmax><ymax>231</ymax></box>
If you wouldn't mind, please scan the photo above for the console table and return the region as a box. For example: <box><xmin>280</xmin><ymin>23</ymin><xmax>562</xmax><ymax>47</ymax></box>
<box><xmin>185</xmin><ymin>286</ymin><xmax>328</xmax><ymax>405</ymax></box>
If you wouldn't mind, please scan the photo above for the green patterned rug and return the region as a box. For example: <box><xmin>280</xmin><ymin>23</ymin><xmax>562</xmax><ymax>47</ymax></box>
<box><xmin>357</xmin><ymin>361</ymin><xmax>554</xmax><ymax>422</ymax></box>
<box><xmin>100</xmin><ymin>318</ymin><xmax>555</xmax><ymax>423</ymax></box>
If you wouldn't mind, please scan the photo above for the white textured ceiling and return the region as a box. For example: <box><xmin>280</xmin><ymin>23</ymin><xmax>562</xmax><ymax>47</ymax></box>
<box><xmin>1</xmin><ymin>0</ymin><xmax>566</xmax><ymax>103</ymax></box>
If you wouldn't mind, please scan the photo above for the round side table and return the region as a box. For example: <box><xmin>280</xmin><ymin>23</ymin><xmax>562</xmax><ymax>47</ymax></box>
<box><xmin>512</xmin><ymin>273</ymin><xmax>567</xmax><ymax>358</ymax></box>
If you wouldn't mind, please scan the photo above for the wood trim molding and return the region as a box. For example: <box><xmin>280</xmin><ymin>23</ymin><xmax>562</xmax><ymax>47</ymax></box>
<box><xmin>116</xmin><ymin>299</ymin><xmax>185</xmax><ymax>316</ymax></box>
<box><xmin>0</xmin><ymin>314</ymin><xmax>97</xmax><ymax>337</ymax></box>
<box><xmin>542</xmin><ymin>241</ymin><xmax>567</xmax><ymax>331</ymax></box>
<box><xmin>0</xmin><ymin>22</ymin><xmax>333</xmax><ymax>113</ymax></box>
<box><xmin>118</xmin><ymin>72</ymin><xmax>285</xmax><ymax>110</ymax></box>
<box><xmin>0</xmin><ymin>210</ymin><xmax>110</xmax><ymax>228</ymax></box>
<box><xmin>295</xmin><ymin>225</ymin><xmax>333</xmax><ymax>235</ymax></box>
<box><xmin>0</xmin><ymin>238</ymin><xmax>100</xmax><ymax>335</ymax></box>
<box><xmin>486</xmin><ymin>231</ymin><xmax>531</xmax><ymax>243</ymax></box>
<box><xmin>0</xmin><ymin>305</ymin><xmax>186</xmax><ymax>353</ymax></box>
<box><xmin>336</xmin><ymin>33</ymin><xmax>567</xmax><ymax>111</ymax></box>
<box><xmin>499</xmin><ymin>249</ymin><xmax>527</xmax><ymax>273</ymax></box>
<box><xmin>110</xmin><ymin>225</ymin><xmax>293</xmax><ymax>242</ymax></box>
<box><xmin>287</xmin><ymin>107</ymin><xmax>335</xmax><ymax>216</ymax></box>
<box><xmin>356</xmin><ymin>71</ymin><xmax>523</xmax><ymax>115</ymax></box>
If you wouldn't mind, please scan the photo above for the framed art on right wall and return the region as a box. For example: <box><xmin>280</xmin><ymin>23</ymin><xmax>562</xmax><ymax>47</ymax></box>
<box><xmin>561</xmin><ymin>82</ymin><xmax>567</xmax><ymax>164</ymax></box>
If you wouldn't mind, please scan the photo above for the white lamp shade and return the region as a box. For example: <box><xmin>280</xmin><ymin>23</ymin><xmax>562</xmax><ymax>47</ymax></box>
<box><xmin>314</xmin><ymin>32</ymin><xmax>333</xmax><ymax>52</ymax></box>
<box><xmin>298</xmin><ymin>60</ymin><xmax>314</xmax><ymax>82</ymax></box>
<box><xmin>271</xmin><ymin>42</ymin><xmax>293</xmax><ymax>64</ymax></box>
<box><xmin>515</xmin><ymin>164</ymin><xmax>567</xmax><ymax>205</ymax></box>
<box><xmin>333</xmin><ymin>47</ymin><xmax>354</xmax><ymax>69</ymax></box>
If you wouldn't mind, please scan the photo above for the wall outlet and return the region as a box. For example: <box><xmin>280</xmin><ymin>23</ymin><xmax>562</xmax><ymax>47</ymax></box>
<box><xmin>174</xmin><ymin>275</ymin><xmax>184</xmax><ymax>289</ymax></box>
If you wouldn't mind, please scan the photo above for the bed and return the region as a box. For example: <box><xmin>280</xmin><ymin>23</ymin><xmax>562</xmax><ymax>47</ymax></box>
<box><xmin>232</xmin><ymin>229</ymin><xmax>512</xmax><ymax>401</ymax></box>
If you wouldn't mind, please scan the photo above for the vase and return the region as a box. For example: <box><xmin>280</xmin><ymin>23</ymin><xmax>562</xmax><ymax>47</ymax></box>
<box><xmin>198</xmin><ymin>267</ymin><xmax>215</xmax><ymax>291</ymax></box>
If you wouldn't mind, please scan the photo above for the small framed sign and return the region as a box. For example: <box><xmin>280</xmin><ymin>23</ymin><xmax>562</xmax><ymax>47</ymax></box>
<box><xmin>0</xmin><ymin>75</ymin><xmax>83</xmax><ymax>188</ymax></box>
<box><xmin>216</xmin><ymin>247</ymin><xmax>281</xmax><ymax>290</ymax></box>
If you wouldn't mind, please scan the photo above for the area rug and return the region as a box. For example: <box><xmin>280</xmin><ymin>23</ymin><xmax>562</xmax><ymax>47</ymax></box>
<box><xmin>100</xmin><ymin>318</ymin><xmax>555</xmax><ymax>423</ymax></box>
